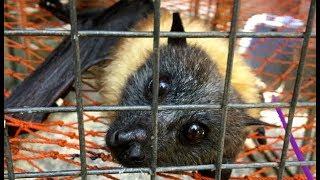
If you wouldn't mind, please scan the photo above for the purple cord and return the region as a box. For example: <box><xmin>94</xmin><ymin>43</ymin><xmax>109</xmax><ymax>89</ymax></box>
<box><xmin>271</xmin><ymin>95</ymin><xmax>313</xmax><ymax>180</ymax></box>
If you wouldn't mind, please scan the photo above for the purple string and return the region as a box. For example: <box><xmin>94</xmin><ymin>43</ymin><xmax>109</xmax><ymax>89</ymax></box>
<box><xmin>271</xmin><ymin>95</ymin><xmax>313</xmax><ymax>180</ymax></box>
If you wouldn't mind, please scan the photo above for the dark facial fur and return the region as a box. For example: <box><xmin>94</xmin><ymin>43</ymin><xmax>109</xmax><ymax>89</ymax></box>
<box><xmin>105</xmin><ymin>44</ymin><xmax>256</xmax><ymax>167</ymax></box>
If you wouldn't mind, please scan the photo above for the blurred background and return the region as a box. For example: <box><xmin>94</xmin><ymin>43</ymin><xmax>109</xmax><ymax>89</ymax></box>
<box><xmin>4</xmin><ymin>0</ymin><xmax>316</xmax><ymax>179</ymax></box>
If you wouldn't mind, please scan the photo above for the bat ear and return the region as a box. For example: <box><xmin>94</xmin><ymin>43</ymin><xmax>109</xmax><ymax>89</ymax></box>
<box><xmin>168</xmin><ymin>12</ymin><xmax>187</xmax><ymax>46</ymax></box>
<box><xmin>242</xmin><ymin>116</ymin><xmax>279</xmax><ymax>128</ymax></box>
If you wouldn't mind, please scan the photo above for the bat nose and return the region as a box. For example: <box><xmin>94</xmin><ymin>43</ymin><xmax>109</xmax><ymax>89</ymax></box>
<box><xmin>125</xmin><ymin>143</ymin><xmax>145</xmax><ymax>162</ymax></box>
<box><xmin>107</xmin><ymin>128</ymin><xmax>147</xmax><ymax>147</ymax></box>
<box><xmin>106</xmin><ymin>128</ymin><xmax>148</xmax><ymax>164</ymax></box>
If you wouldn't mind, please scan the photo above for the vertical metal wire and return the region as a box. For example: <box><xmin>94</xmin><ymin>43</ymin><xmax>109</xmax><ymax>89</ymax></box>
<box><xmin>4</xmin><ymin>124</ymin><xmax>15</xmax><ymax>180</ymax></box>
<box><xmin>297</xmin><ymin>107</ymin><xmax>316</xmax><ymax>174</ymax></box>
<box><xmin>214</xmin><ymin>0</ymin><xmax>240</xmax><ymax>180</ymax></box>
<box><xmin>277</xmin><ymin>0</ymin><xmax>316</xmax><ymax>179</ymax></box>
<box><xmin>69</xmin><ymin>0</ymin><xmax>88</xmax><ymax>179</ymax></box>
<box><xmin>151</xmin><ymin>0</ymin><xmax>161</xmax><ymax>179</ymax></box>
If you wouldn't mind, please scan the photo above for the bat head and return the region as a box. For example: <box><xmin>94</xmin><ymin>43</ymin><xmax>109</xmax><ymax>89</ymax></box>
<box><xmin>105</xmin><ymin>13</ymin><xmax>268</xmax><ymax>167</ymax></box>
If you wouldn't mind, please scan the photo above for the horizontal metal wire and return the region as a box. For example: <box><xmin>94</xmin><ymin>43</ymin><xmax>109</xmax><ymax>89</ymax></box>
<box><xmin>4</xmin><ymin>102</ymin><xmax>316</xmax><ymax>113</ymax></box>
<box><xmin>4</xmin><ymin>161</ymin><xmax>316</xmax><ymax>179</ymax></box>
<box><xmin>4</xmin><ymin>30</ymin><xmax>316</xmax><ymax>38</ymax></box>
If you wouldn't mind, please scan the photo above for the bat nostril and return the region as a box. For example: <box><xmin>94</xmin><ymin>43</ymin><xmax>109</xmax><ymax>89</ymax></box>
<box><xmin>113</xmin><ymin>131</ymin><xmax>120</xmax><ymax>144</ymax></box>
<box><xmin>127</xmin><ymin>143</ymin><xmax>145</xmax><ymax>162</ymax></box>
<box><xmin>107</xmin><ymin>130</ymin><xmax>120</xmax><ymax>147</ymax></box>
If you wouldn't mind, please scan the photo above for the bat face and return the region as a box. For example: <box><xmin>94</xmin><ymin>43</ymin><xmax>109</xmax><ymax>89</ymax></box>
<box><xmin>105</xmin><ymin>44</ymin><xmax>252</xmax><ymax>167</ymax></box>
<box><xmin>100</xmin><ymin>11</ymin><xmax>269</xmax><ymax>172</ymax></box>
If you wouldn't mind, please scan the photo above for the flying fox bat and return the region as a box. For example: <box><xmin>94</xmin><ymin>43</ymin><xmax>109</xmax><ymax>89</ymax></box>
<box><xmin>5</xmin><ymin>0</ymin><xmax>273</xmax><ymax>179</ymax></box>
<box><xmin>97</xmin><ymin>7</ymin><xmax>271</xmax><ymax>180</ymax></box>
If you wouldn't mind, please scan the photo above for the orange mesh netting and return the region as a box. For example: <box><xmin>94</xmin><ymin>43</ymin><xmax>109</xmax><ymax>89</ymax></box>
<box><xmin>4</xmin><ymin>0</ymin><xmax>316</xmax><ymax>179</ymax></box>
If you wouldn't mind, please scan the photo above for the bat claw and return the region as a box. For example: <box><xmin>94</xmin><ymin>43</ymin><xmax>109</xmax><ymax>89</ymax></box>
<box><xmin>39</xmin><ymin>0</ymin><xmax>70</xmax><ymax>23</ymax></box>
<box><xmin>255</xmin><ymin>127</ymin><xmax>267</xmax><ymax>145</ymax></box>
<box><xmin>39</xmin><ymin>0</ymin><xmax>63</xmax><ymax>11</ymax></box>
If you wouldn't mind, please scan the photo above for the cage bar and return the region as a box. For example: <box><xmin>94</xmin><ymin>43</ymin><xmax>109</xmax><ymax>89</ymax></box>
<box><xmin>214</xmin><ymin>0</ymin><xmax>240</xmax><ymax>179</ymax></box>
<box><xmin>4</xmin><ymin>30</ymin><xmax>317</xmax><ymax>38</ymax></box>
<box><xmin>4</xmin><ymin>102</ymin><xmax>316</xmax><ymax>113</ymax></box>
<box><xmin>68</xmin><ymin>0</ymin><xmax>88</xmax><ymax>179</ymax></box>
<box><xmin>4</xmin><ymin>161</ymin><xmax>316</xmax><ymax>179</ymax></box>
<box><xmin>150</xmin><ymin>0</ymin><xmax>161</xmax><ymax>179</ymax></box>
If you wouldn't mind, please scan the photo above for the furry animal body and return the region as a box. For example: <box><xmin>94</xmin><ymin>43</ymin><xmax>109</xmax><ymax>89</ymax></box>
<box><xmin>95</xmin><ymin>8</ymin><xmax>267</xmax><ymax>178</ymax></box>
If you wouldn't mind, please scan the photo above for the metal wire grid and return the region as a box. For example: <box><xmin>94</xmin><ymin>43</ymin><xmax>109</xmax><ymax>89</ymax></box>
<box><xmin>3</xmin><ymin>0</ymin><xmax>316</xmax><ymax>179</ymax></box>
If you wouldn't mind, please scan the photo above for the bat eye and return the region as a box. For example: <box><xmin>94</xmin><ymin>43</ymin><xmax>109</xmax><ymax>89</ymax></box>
<box><xmin>181</xmin><ymin>122</ymin><xmax>208</xmax><ymax>144</ymax></box>
<box><xmin>145</xmin><ymin>75</ymin><xmax>171</xmax><ymax>101</ymax></box>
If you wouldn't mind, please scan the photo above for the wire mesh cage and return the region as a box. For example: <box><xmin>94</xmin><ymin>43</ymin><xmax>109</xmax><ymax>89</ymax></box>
<box><xmin>4</xmin><ymin>0</ymin><xmax>316</xmax><ymax>179</ymax></box>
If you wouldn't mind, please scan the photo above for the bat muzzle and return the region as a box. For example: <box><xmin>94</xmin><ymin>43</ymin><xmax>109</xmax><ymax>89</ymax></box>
<box><xmin>106</xmin><ymin>128</ymin><xmax>150</xmax><ymax>166</ymax></box>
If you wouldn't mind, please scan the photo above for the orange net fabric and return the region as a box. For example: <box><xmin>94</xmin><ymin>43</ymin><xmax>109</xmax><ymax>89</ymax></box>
<box><xmin>4</xmin><ymin>0</ymin><xmax>316</xmax><ymax>179</ymax></box>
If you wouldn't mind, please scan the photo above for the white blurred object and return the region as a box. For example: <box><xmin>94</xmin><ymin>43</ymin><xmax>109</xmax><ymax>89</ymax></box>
<box><xmin>239</xmin><ymin>13</ymin><xmax>304</xmax><ymax>54</ymax></box>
